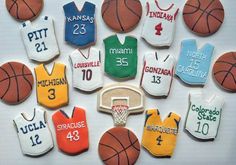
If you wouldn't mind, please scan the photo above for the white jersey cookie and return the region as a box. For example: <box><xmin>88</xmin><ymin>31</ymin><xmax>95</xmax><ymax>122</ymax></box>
<box><xmin>69</xmin><ymin>47</ymin><xmax>103</xmax><ymax>92</ymax></box>
<box><xmin>141</xmin><ymin>0</ymin><xmax>179</xmax><ymax>47</ymax></box>
<box><xmin>141</xmin><ymin>52</ymin><xmax>175</xmax><ymax>96</ymax></box>
<box><xmin>185</xmin><ymin>91</ymin><xmax>224</xmax><ymax>140</ymax></box>
<box><xmin>20</xmin><ymin>16</ymin><xmax>60</xmax><ymax>62</ymax></box>
<box><xmin>13</xmin><ymin>108</ymin><xmax>54</xmax><ymax>156</ymax></box>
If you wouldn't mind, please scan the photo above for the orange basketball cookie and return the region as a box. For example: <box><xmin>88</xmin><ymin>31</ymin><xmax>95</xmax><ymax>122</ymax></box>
<box><xmin>6</xmin><ymin>0</ymin><xmax>43</xmax><ymax>21</ymax></box>
<box><xmin>52</xmin><ymin>107</ymin><xmax>89</xmax><ymax>155</ymax></box>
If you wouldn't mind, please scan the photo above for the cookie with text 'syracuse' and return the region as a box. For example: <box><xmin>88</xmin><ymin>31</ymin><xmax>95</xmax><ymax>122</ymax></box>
<box><xmin>34</xmin><ymin>63</ymin><xmax>69</xmax><ymax>109</ymax></box>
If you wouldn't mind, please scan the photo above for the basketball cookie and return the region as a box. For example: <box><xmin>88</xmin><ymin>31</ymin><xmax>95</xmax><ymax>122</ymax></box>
<box><xmin>6</xmin><ymin>0</ymin><xmax>43</xmax><ymax>21</ymax></box>
<box><xmin>98</xmin><ymin>84</ymin><xmax>144</xmax><ymax>126</ymax></box>
<box><xmin>98</xmin><ymin>127</ymin><xmax>140</xmax><ymax>165</ymax></box>
<box><xmin>213</xmin><ymin>52</ymin><xmax>236</xmax><ymax>92</ymax></box>
<box><xmin>185</xmin><ymin>91</ymin><xmax>224</xmax><ymax>140</ymax></box>
<box><xmin>101</xmin><ymin>0</ymin><xmax>142</xmax><ymax>33</ymax></box>
<box><xmin>0</xmin><ymin>62</ymin><xmax>34</xmax><ymax>104</ymax></box>
<box><xmin>183</xmin><ymin>0</ymin><xmax>225</xmax><ymax>36</ymax></box>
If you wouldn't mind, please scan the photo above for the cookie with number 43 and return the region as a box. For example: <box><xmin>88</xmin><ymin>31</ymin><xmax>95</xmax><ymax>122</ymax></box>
<box><xmin>185</xmin><ymin>91</ymin><xmax>224</xmax><ymax>140</ymax></box>
<box><xmin>52</xmin><ymin>107</ymin><xmax>89</xmax><ymax>155</ymax></box>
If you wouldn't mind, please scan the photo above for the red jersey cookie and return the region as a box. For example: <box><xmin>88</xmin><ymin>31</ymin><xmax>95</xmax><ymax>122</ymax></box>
<box><xmin>52</xmin><ymin>107</ymin><xmax>89</xmax><ymax>155</ymax></box>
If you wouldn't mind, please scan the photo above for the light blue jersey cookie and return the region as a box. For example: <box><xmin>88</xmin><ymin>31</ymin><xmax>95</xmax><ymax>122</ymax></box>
<box><xmin>176</xmin><ymin>39</ymin><xmax>214</xmax><ymax>85</ymax></box>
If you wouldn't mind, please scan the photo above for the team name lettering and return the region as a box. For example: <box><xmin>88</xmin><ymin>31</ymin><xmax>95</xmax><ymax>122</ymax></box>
<box><xmin>67</xmin><ymin>15</ymin><xmax>94</xmax><ymax>23</ymax></box>
<box><xmin>191</xmin><ymin>104</ymin><xmax>220</xmax><ymax>122</ymax></box>
<box><xmin>74</xmin><ymin>61</ymin><xmax>100</xmax><ymax>68</ymax></box>
<box><xmin>37</xmin><ymin>78</ymin><xmax>67</xmax><ymax>87</ymax></box>
<box><xmin>145</xmin><ymin>66</ymin><xmax>172</xmax><ymax>76</ymax></box>
<box><xmin>109</xmin><ymin>48</ymin><xmax>133</xmax><ymax>54</ymax></box>
<box><xmin>57</xmin><ymin>121</ymin><xmax>86</xmax><ymax>131</ymax></box>
<box><xmin>176</xmin><ymin>65</ymin><xmax>207</xmax><ymax>79</ymax></box>
<box><xmin>28</xmin><ymin>28</ymin><xmax>48</xmax><ymax>42</ymax></box>
<box><xmin>187</xmin><ymin>51</ymin><xmax>206</xmax><ymax>60</ymax></box>
<box><xmin>20</xmin><ymin>121</ymin><xmax>46</xmax><ymax>134</ymax></box>
<box><xmin>149</xmin><ymin>11</ymin><xmax>174</xmax><ymax>22</ymax></box>
<box><xmin>146</xmin><ymin>125</ymin><xmax>178</xmax><ymax>135</ymax></box>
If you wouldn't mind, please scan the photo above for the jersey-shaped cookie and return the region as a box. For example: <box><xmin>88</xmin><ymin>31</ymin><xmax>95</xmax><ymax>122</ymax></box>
<box><xmin>185</xmin><ymin>91</ymin><xmax>224</xmax><ymax>140</ymax></box>
<box><xmin>141</xmin><ymin>0</ymin><xmax>179</xmax><ymax>47</ymax></box>
<box><xmin>13</xmin><ymin>108</ymin><xmax>54</xmax><ymax>156</ymax></box>
<box><xmin>176</xmin><ymin>39</ymin><xmax>214</xmax><ymax>85</ymax></box>
<box><xmin>52</xmin><ymin>107</ymin><xmax>89</xmax><ymax>155</ymax></box>
<box><xmin>104</xmin><ymin>35</ymin><xmax>137</xmax><ymax>79</ymax></box>
<box><xmin>142</xmin><ymin>109</ymin><xmax>180</xmax><ymax>157</ymax></box>
<box><xmin>63</xmin><ymin>1</ymin><xmax>96</xmax><ymax>47</ymax></box>
<box><xmin>140</xmin><ymin>52</ymin><xmax>175</xmax><ymax>96</ymax></box>
<box><xmin>35</xmin><ymin>63</ymin><xmax>69</xmax><ymax>109</ymax></box>
<box><xmin>69</xmin><ymin>47</ymin><xmax>103</xmax><ymax>92</ymax></box>
<box><xmin>20</xmin><ymin>16</ymin><xmax>60</xmax><ymax>62</ymax></box>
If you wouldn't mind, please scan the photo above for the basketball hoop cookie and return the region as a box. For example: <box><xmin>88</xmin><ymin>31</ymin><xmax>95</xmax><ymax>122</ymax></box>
<box><xmin>6</xmin><ymin>0</ymin><xmax>43</xmax><ymax>21</ymax></box>
<box><xmin>0</xmin><ymin>62</ymin><xmax>34</xmax><ymax>104</ymax></box>
<box><xmin>142</xmin><ymin>109</ymin><xmax>181</xmax><ymax>157</ymax></box>
<box><xmin>101</xmin><ymin>0</ymin><xmax>142</xmax><ymax>33</ymax></box>
<box><xmin>98</xmin><ymin>84</ymin><xmax>144</xmax><ymax>126</ymax></box>
<box><xmin>183</xmin><ymin>0</ymin><xmax>225</xmax><ymax>36</ymax></box>
<box><xmin>213</xmin><ymin>52</ymin><xmax>236</xmax><ymax>92</ymax></box>
<box><xmin>98</xmin><ymin>127</ymin><xmax>140</xmax><ymax>165</ymax></box>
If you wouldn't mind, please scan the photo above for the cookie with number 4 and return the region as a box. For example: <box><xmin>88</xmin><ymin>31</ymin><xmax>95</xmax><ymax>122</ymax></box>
<box><xmin>185</xmin><ymin>91</ymin><xmax>224</xmax><ymax>140</ymax></box>
<box><xmin>52</xmin><ymin>107</ymin><xmax>89</xmax><ymax>155</ymax></box>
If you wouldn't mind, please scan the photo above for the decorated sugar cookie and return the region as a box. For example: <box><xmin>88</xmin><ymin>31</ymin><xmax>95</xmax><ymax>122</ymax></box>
<box><xmin>98</xmin><ymin>127</ymin><xmax>140</xmax><ymax>165</ymax></box>
<box><xmin>185</xmin><ymin>91</ymin><xmax>224</xmax><ymax>140</ymax></box>
<box><xmin>104</xmin><ymin>35</ymin><xmax>137</xmax><ymax>79</ymax></box>
<box><xmin>176</xmin><ymin>39</ymin><xmax>214</xmax><ymax>85</ymax></box>
<box><xmin>13</xmin><ymin>108</ymin><xmax>54</xmax><ymax>156</ymax></box>
<box><xmin>213</xmin><ymin>52</ymin><xmax>236</xmax><ymax>92</ymax></box>
<box><xmin>101</xmin><ymin>0</ymin><xmax>142</xmax><ymax>33</ymax></box>
<box><xmin>63</xmin><ymin>1</ymin><xmax>96</xmax><ymax>47</ymax></box>
<box><xmin>140</xmin><ymin>52</ymin><xmax>175</xmax><ymax>97</ymax></box>
<box><xmin>142</xmin><ymin>109</ymin><xmax>180</xmax><ymax>157</ymax></box>
<box><xmin>141</xmin><ymin>0</ymin><xmax>179</xmax><ymax>47</ymax></box>
<box><xmin>52</xmin><ymin>107</ymin><xmax>89</xmax><ymax>155</ymax></box>
<box><xmin>0</xmin><ymin>62</ymin><xmax>34</xmax><ymax>105</ymax></box>
<box><xmin>20</xmin><ymin>16</ymin><xmax>60</xmax><ymax>62</ymax></box>
<box><xmin>34</xmin><ymin>63</ymin><xmax>69</xmax><ymax>109</ymax></box>
<box><xmin>69</xmin><ymin>47</ymin><xmax>103</xmax><ymax>92</ymax></box>
<box><xmin>98</xmin><ymin>84</ymin><xmax>144</xmax><ymax>126</ymax></box>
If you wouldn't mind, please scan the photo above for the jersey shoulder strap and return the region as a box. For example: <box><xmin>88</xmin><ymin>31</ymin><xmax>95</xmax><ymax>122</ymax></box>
<box><xmin>200</xmin><ymin>43</ymin><xmax>214</xmax><ymax>55</ymax></box>
<box><xmin>144</xmin><ymin>109</ymin><xmax>160</xmax><ymax>126</ymax></box>
<box><xmin>181</xmin><ymin>39</ymin><xmax>197</xmax><ymax>50</ymax></box>
<box><xmin>21</xmin><ymin>20</ymin><xmax>31</xmax><ymax>28</ymax></box>
<box><xmin>63</xmin><ymin>2</ymin><xmax>78</xmax><ymax>14</ymax></box>
<box><xmin>103</xmin><ymin>35</ymin><xmax>117</xmax><ymax>45</ymax></box>
<box><xmin>83</xmin><ymin>1</ymin><xmax>95</xmax><ymax>14</ymax></box>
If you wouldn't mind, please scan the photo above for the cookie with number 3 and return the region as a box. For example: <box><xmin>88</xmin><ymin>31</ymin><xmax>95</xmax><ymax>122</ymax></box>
<box><xmin>52</xmin><ymin>107</ymin><xmax>89</xmax><ymax>155</ymax></box>
<box><xmin>63</xmin><ymin>1</ymin><xmax>96</xmax><ymax>47</ymax></box>
<box><xmin>34</xmin><ymin>63</ymin><xmax>69</xmax><ymax>109</ymax></box>
<box><xmin>185</xmin><ymin>91</ymin><xmax>224</xmax><ymax>140</ymax></box>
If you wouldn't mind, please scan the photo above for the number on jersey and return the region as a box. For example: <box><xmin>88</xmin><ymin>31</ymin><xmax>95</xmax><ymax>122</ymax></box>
<box><xmin>195</xmin><ymin>122</ymin><xmax>209</xmax><ymax>135</ymax></box>
<box><xmin>82</xmin><ymin>69</ymin><xmax>92</xmax><ymax>81</ymax></box>
<box><xmin>35</xmin><ymin>42</ymin><xmax>48</xmax><ymax>52</ymax></box>
<box><xmin>67</xmin><ymin>130</ymin><xmax>80</xmax><ymax>141</ymax></box>
<box><xmin>151</xmin><ymin>76</ymin><xmax>161</xmax><ymax>84</ymax></box>
<box><xmin>116</xmin><ymin>58</ymin><xmax>128</xmax><ymax>66</ymax></box>
<box><xmin>73</xmin><ymin>24</ymin><xmax>86</xmax><ymax>35</ymax></box>
<box><xmin>30</xmin><ymin>134</ymin><xmax>42</xmax><ymax>147</ymax></box>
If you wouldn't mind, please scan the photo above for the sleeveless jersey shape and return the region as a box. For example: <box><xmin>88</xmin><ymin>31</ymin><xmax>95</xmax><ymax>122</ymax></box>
<box><xmin>13</xmin><ymin>108</ymin><xmax>53</xmax><ymax>156</ymax></box>
<box><xmin>63</xmin><ymin>1</ymin><xmax>96</xmax><ymax>47</ymax></box>
<box><xmin>52</xmin><ymin>107</ymin><xmax>89</xmax><ymax>154</ymax></box>
<box><xmin>185</xmin><ymin>91</ymin><xmax>224</xmax><ymax>140</ymax></box>
<box><xmin>35</xmin><ymin>63</ymin><xmax>69</xmax><ymax>109</ymax></box>
<box><xmin>69</xmin><ymin>47</ymin><xmax>103</xmax><ymax>92</ymax></box>
<box><xmin>104</xmin><ymin>35</ymin><xmax>137</xmax><ymax>79</ymax></box>
<box><xmin>20</xmin><ymin>16</ymin><xmax>59</xmax><ymax>62</ymax></box>
<box><xmin>140</xmin><ymin>52</ymin><xmax>175</xmax><ymax>96</ymax></box>
<box><xmin>142</xmin><ymin>109</ymin><xmax>181</xmax><ymax>157</ymax></box>
<box><xmin>176</xmin><ymin>39</ymin><xmax>214</xmax><ymax>85</ymax></box>
<box><xmin>141</xmin><ymin>0</ymin><xmax>179</xmax><ymax>47</ymax></box>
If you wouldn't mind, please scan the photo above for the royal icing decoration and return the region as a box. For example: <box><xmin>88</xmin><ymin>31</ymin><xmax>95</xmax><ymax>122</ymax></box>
<box><xmin>140</xmin><ymin>52</ymin><xmax>175</xmax><ymax>96</ymax></box>
<box><xmin>141</xmin><ymin>0</ymin><xmax>179</xmax><ymax>47</ymax></box>
<box><xmin>20</xmin><ymin>16</ymin><xmax>60</xmax><ymax>62</ymax></box>
<box><xmin>13</xmin><ymin>108</ymin><xmax>54</xmax><ymax>156</ymax></box>
<box><xmin>98</xmin><ymin>84</ymin><xmax>144</xmax><ymax>126</ymax></box>
<box><xmin>185</xmin><ymin>91</ymin><xmax>224</xmax><ymax>140</ymax></box>
<box><xmin>69</xmin><ymin>47</ymin><xmax>103</xmax><ymax>92</ymax></box>
<box><xmin>104</xmin><ymin>35</ymin><xmax>138</xmax><ymax>79</ymax></box>
<box><xmin>176</xmin><ymin>39</ymin><xmax>214</xmax><ymax>85</ymax></box>
<box><xmin>35</xmin><ymin>63</ymin><xmax>69</xmax><ymax>109</ymax></box>
<box><xmin>52</xmin><ymin>107</ymin><xmax>89</xmax><ymax>155</ymax></box>
<box><xmin>142</xmin><ymin>109</ymin><xmax>180</xmax><ymax>157</ymax></box>
<box><xmin>63</xmin><ymin>1</ymin><xmax>96</xmax><ymax>47</ymax></box>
